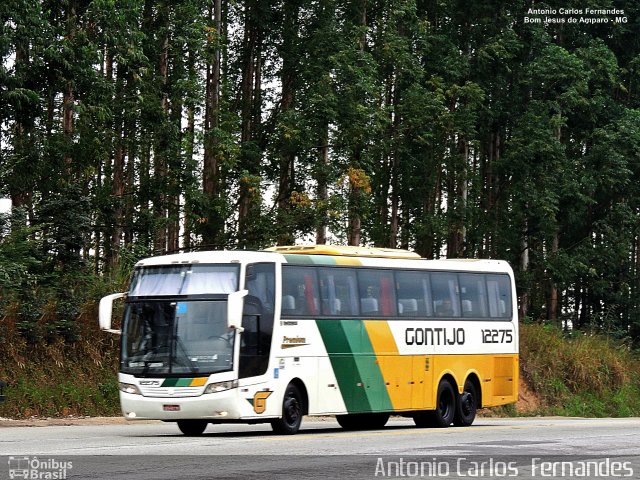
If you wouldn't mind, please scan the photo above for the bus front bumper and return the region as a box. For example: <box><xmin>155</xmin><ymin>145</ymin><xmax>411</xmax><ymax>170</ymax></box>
<box><xmin>120</xmin><ymin>389</ymin><xmax>245</xmax><ymax>421</ymax></box>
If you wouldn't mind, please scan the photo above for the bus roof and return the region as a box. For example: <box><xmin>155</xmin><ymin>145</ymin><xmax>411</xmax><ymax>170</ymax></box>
<box><xmin>132</xmin><ymin>247</ymin><xmax>512</xmax><ymax>275</ymax></box>
<box><xmin>134</xmin><ymin>250</ymin><xmax>278</xmax><ymax>267</ymax></box>
<box><xmin>266</xmin><ymin>245</ymin><xmax>421</xmax><ymax>259</ymax></box>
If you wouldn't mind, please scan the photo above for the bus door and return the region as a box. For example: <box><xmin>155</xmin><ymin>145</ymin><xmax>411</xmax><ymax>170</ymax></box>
<box><xmin>239</xmin><ymin>263</ymin><xmax>275</xmax><ymax>379</ymax></box>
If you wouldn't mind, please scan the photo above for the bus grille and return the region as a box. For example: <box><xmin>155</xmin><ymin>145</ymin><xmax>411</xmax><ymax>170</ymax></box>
<box><xmin>139</xmin><ymin>386</ymin><xmax>203</xmax><ymax>398</ymax></box>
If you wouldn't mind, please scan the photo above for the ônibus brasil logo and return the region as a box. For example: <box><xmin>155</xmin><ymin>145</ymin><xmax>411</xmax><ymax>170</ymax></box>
<box><xmin>8</xmin><ymin>456</ymin><xmax>73</xmax><ymax>480</ymax></box>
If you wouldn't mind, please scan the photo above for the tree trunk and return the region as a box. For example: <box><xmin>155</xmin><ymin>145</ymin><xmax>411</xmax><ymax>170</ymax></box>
<box><xmin>346</xmin><ymin>0</ymin><xmax>367</xmax><ymax>247</ymax></box>
<box><xmin>275</xmin><ymin>0</ymin><xmax>300</xmax><ymax>246</ymax></box>
<box><xmin>546</xmin><ymin>124</ymin><xmax>562</xmax><ymax>322</ymax></box>
<box><xmin>348</xmin><ymin>210</ymin><xmax>361</xmax><ymax>246</ymax></box>
<box><xmin>315</xmin><ymin>122</ymin><xmax>329</xmax><ymax>244</ymax></box>
<box><xmin>238</xmin><ymin>2</ymin><xmax>262</xmax><ymax>248</ymax></box>
<box><xmin>447</xmin><ymin>135</ymin><xmax>468</xmax><ymax>258</ymax></box>
<box><xmin>167</xmin><ymin>97</ymin><xmax>182</xmax><ymax>254</ymax></box>
<box><xmin>547</xmin><ymin>233</ymin><xmax>559</xmax><ymax>322</ymax></box>
<box><xmin>124</xmin><ymin>95</ymin><xmax>137</xmax><ymax>248</ymax></box>
<box><xmin>10</xmin><ymin>40</ymin><xmax>31</xmax><ymax>215</ymax></box>
<box><xmin>519</xmin><ymin>212</ymin><xmax>530</xmax><ymax>319</ymax></box>
<box><xmin>389</xmin><ymin>70</ymin><xmax>401</xmax><ymax>248</ymax></box>
<box><xmin>183</xmin><ymin>74</ymin><xmax>196</xmax><ymax>251</ymax></box>
<box><xmin>202</xmin><ymin>0</ymin><xmax>223</xmax><ymax>246</ymax></box>
<box><xmin>62</xmin><ymin>1</ymin><xmax>76</xmax><ymax>174</ymax></box>
<box><xmin>153</xmin><ymin>2</ymin><xmax>170</xmax><ymax>254</ymax></box>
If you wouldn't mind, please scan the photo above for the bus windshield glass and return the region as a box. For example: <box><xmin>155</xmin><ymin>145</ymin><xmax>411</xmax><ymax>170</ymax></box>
<box><xmin>128</xmin><ymin>264</ymin><xmax>239</xmax><ymax>296</ymax></box>
<box><xmin>121</xmin><ymin>300</ymin><xmax>234</xmax><ymax>375</ymax></box>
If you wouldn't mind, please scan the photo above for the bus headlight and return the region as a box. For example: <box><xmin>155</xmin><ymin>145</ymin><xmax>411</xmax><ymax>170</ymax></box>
<box><xmin>119</xmin><ymin>382</ymin><xmax>142</xmax><ymax>395</ymax></box>
<box><xmin>204</xmin><ymin>380</ymin><xmax>238</xmax><ymax>394</ymax></box>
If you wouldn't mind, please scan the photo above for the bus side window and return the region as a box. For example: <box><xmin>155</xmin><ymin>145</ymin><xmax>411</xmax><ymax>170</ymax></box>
<box><xmin>302</xmin><ymin>271</ymin><xmax>320</xmax><ymax>315</ymax></box>
<box><xmin>486</xmin><ymin>274</ymin><xmax>512</xmax><ymax>318</ymax></box>
<box><xmin>395</xmin><ymin>271</ymin><xmax>428</xmax><ymax>317</ymax></box>
<box><xmin>319</xmin><ymin>268</ymin><xmax>359</xmax><ymax>316</ymax></box>
<box><xmin>282</xmin><ymin>266</ymin><xmax>320</xmax><ymax>316</ymax></box>
<box><xmin>458</xmin><ymin>273</ymin><xmax>488</xmax><ymax>318</ymax></box>
<box><xmin>431</xmin><ymin>273</ymin><xmax>461</xmax><ymax>317</ymax></box>
<box><xmin>246</xmin><ymin>263</ymin><xmax>275</xmax><ymax>315</ymax></box>
<box><xmin>357</xmin><ymin>269</ymin><xmax>397</xmax><ymax>317</ymax></box>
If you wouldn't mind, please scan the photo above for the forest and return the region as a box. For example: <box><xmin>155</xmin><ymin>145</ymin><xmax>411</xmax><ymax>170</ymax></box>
<box><xmin>1</xmin><ymin>0</ymin><xmax>640</xmax><ymax>347</ymax></box>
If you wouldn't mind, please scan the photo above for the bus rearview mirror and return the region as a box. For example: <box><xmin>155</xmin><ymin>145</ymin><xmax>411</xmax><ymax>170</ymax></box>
<box><xmin>227</xmin><ymin>289</ymin><xmax>248</xmax><ymax>330</ymax></box>
<box><xmin>99</xmin><ymin>292</ymin><xmax>126</xmax><ymax>334</ymax></box>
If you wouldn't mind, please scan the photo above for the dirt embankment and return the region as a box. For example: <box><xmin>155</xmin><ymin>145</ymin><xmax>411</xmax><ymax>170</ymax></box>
<box><xmin>516</xmin><ymin>377</ymin><xmax>541</xmax><ymax>414</ymax></box>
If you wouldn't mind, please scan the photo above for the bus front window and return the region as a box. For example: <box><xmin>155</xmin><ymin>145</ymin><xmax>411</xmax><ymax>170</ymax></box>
<box><xmin>121</xmin><ymin>300</ymin><xmax>234</xmax><ymax>376</ymax></box>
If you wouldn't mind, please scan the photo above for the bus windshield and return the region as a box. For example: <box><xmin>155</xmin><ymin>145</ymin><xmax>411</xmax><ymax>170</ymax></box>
<box><xmin>121</xmin><ymin>300</ymin><xmax>234</xmax><ymax>376</ymax></box>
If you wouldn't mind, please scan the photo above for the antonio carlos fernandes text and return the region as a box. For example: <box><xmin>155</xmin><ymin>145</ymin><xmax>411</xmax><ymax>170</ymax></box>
<box><xmin>374</xmin><ymin>457</ymin><xmax>635</xmax><ymax>477</ymax></box>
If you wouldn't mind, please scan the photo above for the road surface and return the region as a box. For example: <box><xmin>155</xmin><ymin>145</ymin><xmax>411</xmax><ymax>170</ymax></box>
<box><xmin>1</xmin><ymin>417</ymin><xmax>638</xmax><ymax>479</ymax></box>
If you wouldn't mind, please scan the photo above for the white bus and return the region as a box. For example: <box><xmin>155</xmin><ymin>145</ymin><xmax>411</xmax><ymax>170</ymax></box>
<box><xmin>99</xmin><ymin>245</ymin><xmax>518</xmax><ymax>435</ymax></box>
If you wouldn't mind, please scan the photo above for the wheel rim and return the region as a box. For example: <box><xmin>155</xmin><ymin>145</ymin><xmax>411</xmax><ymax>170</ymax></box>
<box><xmin>283</xmin><ymin>393</ymin><xmax>301</xmax><ymax>426</ymax></box>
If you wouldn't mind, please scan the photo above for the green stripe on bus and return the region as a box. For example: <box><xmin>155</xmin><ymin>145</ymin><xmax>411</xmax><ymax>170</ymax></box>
<box><xmin>161</xmin><ymin>378</ymin><xmax>193</xmax><ymax>387</ymax></box>
<box><xmin>316</xmin><ymin>320</ymin><xmax>393</xmax><ymax>413</ymax></box>
<box><xmin>342</xmin><ymin>320</ymin><xmax>394</xmax><ymax>412</ymax></box>
<box><xmin>317</xmin><ymin>320</ymin><xmax>369</xmax><ymax>412</ymax></box>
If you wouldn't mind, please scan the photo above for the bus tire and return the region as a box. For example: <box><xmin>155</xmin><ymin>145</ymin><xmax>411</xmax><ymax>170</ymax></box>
<box><xmin>271</xmin><ymin>383</ymin><xmax>304</xmax><ymax>435</ymax></box>
<box><xmin>177</xmin><ymin>420</ymin><xmax>208</xmax><ymax>436</ymax></box>
<box><xmin>454</xmin><ymin>379</ymin><xmax>478</xmax><ymax>427</ymax></box>
<box><xmin>336</xmin><ymin>413</ymin><xmax>389</xmax><ymax>430</ymax></box>
<box><xmin>432</xmin><ymin>380</ymin><xmax>456</xmax><ymax>427</ymax></box>
<box><xmin>414</xmin><ymin>380</ymin><xmax>456</xmax><ymax>428</ymax></box>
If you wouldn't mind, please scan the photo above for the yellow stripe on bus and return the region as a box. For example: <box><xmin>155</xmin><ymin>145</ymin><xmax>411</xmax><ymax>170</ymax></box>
<box><xmin>190</xmin><ymin>378</ymin><xmax>207</xmax><ymax>387</ymax></box>
<box><xmin>363</xmin><ymin>321</ymin><xmax>425</xmax><ymax>410</ymax></box>
<box><xmin>334</xmin><ymin>257</ymin><xmax>363</xmax><ymax>266</ymax></box>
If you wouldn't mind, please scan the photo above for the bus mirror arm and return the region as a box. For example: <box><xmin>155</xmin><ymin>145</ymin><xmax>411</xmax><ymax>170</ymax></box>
<box><xmin>99</xmin><ymin>292</ymin><xmax>126</xmax><ymax>334</ymax></box>
<box><xmin>227</xmin><ymin>289</ymin><xmax>248</xmax><ymax>331</ymax></box>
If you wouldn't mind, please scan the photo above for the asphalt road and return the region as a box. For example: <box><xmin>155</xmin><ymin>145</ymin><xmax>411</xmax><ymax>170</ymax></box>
<box><xmin>1</xmin><ymin>417</ymin><xmax>639</xmax><ymax>479</ymax></box>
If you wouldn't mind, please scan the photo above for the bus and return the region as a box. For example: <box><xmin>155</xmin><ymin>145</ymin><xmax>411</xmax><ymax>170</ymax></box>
<box><xmin>99</xmin><ymin>245</ymin><xmax>518</xmax><ymax>435</ymax></box>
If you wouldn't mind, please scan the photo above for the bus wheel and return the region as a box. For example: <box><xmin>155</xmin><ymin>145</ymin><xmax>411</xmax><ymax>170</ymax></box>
<box><xmin>432</xmin><ymin>380</ymin><xmax>456</xmax><ymax>427</ymax></box>
<box><xmin>336</xmin><ymin>413</ymin><xmax>389</xmax><ymax>430</ymax></box>
<box><xmin>414</xmin><ymin>380</ymin><xmax>456</xmax><ymax>428</ymax></box>
<box><xmin>177</xmin><ymin>420</ymin><xmax>208</xmax><ymax>436</ymax></box>
<box><xmin>271</xmin><ymin>383</ymin><xmax>304</xmax><ymax>435</ymax></box>
<box><xmin>454</xmin><ymin>380</ymin><xmax>478</xmax><ymax>427</ymax></box>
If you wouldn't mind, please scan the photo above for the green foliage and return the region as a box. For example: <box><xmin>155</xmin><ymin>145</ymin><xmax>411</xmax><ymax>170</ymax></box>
<box><xmin>1</xmin><ymin>0</ymin><xmax>640</xmax><ymax>375</ymax></box>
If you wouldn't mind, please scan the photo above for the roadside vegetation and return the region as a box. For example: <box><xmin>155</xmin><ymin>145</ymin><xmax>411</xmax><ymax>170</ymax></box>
<box><xmin>0</xmin><ymin>311</ymin><xmax>120</xmax><ymax>418</ymax></box>
<box><xmin>0</xmin><ymin>264</ymin><xmax>126</xmax><ymax>418</ymax></box>
<box><xmin>2</xmin><ymin>319</ymin><xmax>639</xmax><ymax>419</ymax></box>
<box><xmin>517</xmin><ymin>323</ymin><xmax>640</xmax><ymax>418</ymax></box>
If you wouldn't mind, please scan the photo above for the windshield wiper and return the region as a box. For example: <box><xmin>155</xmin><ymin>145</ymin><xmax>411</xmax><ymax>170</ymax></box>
<box><xmin>173</xmin><ymin>334</ymin><xmax>199</xmax><ymax>374</ymax></box>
